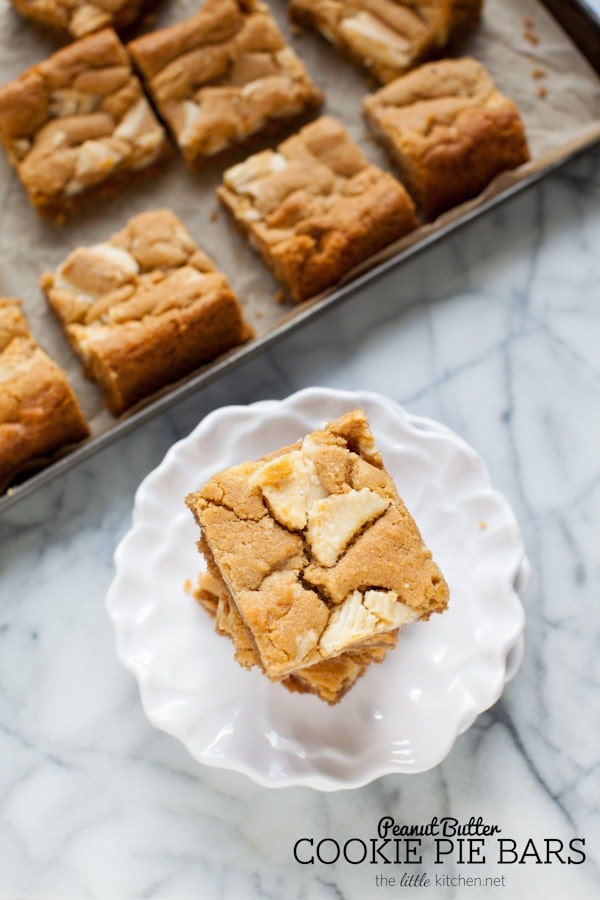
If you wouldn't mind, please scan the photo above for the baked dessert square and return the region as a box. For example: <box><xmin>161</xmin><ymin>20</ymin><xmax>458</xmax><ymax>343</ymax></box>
<box><xmin>363</xmin><ymin>56</ymin><xmax>531</xmax><ymax>218</ymax></box>
<box><xmin>127</xmin><ymin>0</ymin><xmax>324</xmax><ymax>168</ymax></box>
<box><xmin>186</xmin><ymin>409</ymin><xmax>449</xmax><ymax>704</ymax></box>
<box><xmin>40</xmin><ymin>209</ymin><xmax>254</xmax><ymax>416</ymax></box>
<box><xmin>216</xmin><ymin>115</ymin><xmax>419</xmax><ymax>302</ymax></box>
<box><xmin>9</xmin><ymin>0</ymin><xmax>148</xmax><ymax>40</ymax></box>
<box><xmin>0</xmin><ymin>297</ymin><xmax>89</xmax><ymax>492</ymax></box>
<box><xmin>290</xmin><ymin>0</ymin><xmax>483</xmax><ymax>84</ymax></box>
<box><xmin>0</xmin><ymin>28</ymin><xmax>169</xmax><ymax>218</ymax></box>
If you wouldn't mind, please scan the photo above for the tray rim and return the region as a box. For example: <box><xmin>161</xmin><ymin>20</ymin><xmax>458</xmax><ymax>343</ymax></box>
<box><xmin>1</xmin><ymin>1</ymin><xmax>599</xmax><ymax>516</ymax></box>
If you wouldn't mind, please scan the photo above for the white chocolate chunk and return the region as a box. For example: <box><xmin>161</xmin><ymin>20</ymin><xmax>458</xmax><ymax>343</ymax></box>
<box><xmin>174</xmin><ymin>100</ymin><xmax>201</xmax><ymax>150</ymax></box>
<box><xmin>57</xmin><ymin>243</ymin><xmax>139</xmax><ymax>298</ymax></box>
<box><xmin>68</xmin><ymin>139</ymin><xmax>122</xmax><ymax>193</ymax></box>
<box><xmin>306</xmin><ymin>487</ymin><xmax>390</xmax><ymax>567</ymax></box>
<box><xmin>340</xmin><ymin>12</ymin><xmax>413</xmax><ymax>69</ymax></box>
<box><xmin>363</xmin><ymin>589</ymin><xmax>417</xmax><ymax>627</ymax></box>
<box><xmin>250</xmin><ymin>449</ymin><xmax>327</xmax><ymax>530</ymax></box>
<box><xmin>251</xmin><ymin>424</ymin><xmax>390</xmax><ymax>564</ymax></box>
<box><xmin>224</xmin><ymin>150</ymin><xmax>287</xmax><ymax>192</ymax></box>
<box><xmin>319</xmin><ymin>589</ymin><xmax>417</xmax><ymax>656</ymax></box>
<box><xmin>295</xmin><ymin>628</ymin><xmax>321</xmax><ymax>666</ymax></box>
<box><xmin>49</xmin><ymin>88</ymin><xmax>98</xmax><ymax>118</ymax></box>
<box><xmin>114</xmin><ymin>98</ymin><xmax>154</xmax><ymax>142</ymax></box>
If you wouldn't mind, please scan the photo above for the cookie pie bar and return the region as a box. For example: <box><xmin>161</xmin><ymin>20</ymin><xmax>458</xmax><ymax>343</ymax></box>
<box><xmin>0</xmin><ymin>297</ymin><xmax>89</xmax><ymax>491</ymax></box>
<box><xmin>127</xmin><ymin>0</ymin><xmax>323</xmax><ymax>168</ymax></box>
<box><xmin>9</xmin><ymin>0</ymin><xmax>148</xmax><ymax>40</ymax></box>
<box><xmin>290</xmin><ymin>0</ymin><xmax>483</xmax><ymax>84</ymax></box>
<box><xmin>363</xmin><ymin>56</ymin><xmax>530</xmax><ymax>218</ymax></box>
<box><xmin>0</xmin><ymin>28</ymin><xmax>169</xmax><ymax>217</ymax></box>
<box><xmin>186</xmin><ymin>409</ymin><xmax>449</xmax><ymax>704</ymax></box>
<box><xmin>40</xmin><ymin>209</ymin><xmax>254</xmax><ymax>416</ymax></box>
<box><xmin>217</xmin><ymin>115</ymin><xmax>419</xmax><ymax>302</ymax></box>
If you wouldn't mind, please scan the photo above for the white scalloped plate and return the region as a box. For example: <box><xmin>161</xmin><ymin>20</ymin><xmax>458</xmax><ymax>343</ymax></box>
<box><xmin>106</xmin><ymin>387</ymin><xmax>528</xmax><ymax>791</ymax></box>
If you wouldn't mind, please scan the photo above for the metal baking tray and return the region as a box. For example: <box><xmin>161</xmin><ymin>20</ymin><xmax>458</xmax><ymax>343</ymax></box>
<box><xmin>1</xmin><ymin>0</ymin><xmax>599</xmax><ymax>513</ymax></box>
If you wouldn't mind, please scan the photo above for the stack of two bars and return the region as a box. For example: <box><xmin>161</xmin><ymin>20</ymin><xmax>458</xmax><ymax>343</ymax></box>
<box><xmin>186</xmin><ymin>409</ymin><xmax>449</xmax><ymax>704</ymax></box>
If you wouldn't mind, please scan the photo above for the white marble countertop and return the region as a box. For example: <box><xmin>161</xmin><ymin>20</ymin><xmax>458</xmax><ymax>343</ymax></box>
<box><xmin>1</xmin><ymin>140</ymin><xmax>600</xmax><ymax>899</ymax></box>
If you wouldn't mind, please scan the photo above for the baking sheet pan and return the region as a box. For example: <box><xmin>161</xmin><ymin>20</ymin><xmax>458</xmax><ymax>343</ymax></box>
<box><xmin>1</xmin><ymin>0</ymin><xmax>599</xmax><ymax>513</ymax></box>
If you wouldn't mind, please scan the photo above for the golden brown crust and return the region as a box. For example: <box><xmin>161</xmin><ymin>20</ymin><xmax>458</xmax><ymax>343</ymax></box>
<box><xmin>363</xmin><ymin>56</ymin><xmax>531</xmax><ymax>218</ymax></box>
<box><xmin>290</xmin><ymin>0</ymin><xmax>483</xmax><ymax>84</ymax></box>
<box><xmin>282</xmin><ymin>656</ymin><xmax>368</xmax><ymax>705</ymax></box>
<box><xmin>217</xmin><ymin>115</ymin><xmax>419</xmax><ymax>302</ymax></box>
<box><xmin>40</xmin><ymin>208</ymin><xmax>254</xmax><ymax>416</ymax></box>
<box><xmin>0</xmin><ymin>28</ymin><xmax>169</xmax><ymax>217</ymax></box>
<box><xmin>186</xmin><ymin>409</ymin><xmax>449</xmax><ymax>703</ymax></box>
<box><xmin>0</xmin><ymin>297</ymin><xmax>89</xmax><ymax>492</ymax></box>
<box><xmin>127</xmin><ymin>0</ymin><xmax>324</xmax><ymax>168</ymax></box>
<box><xmin>9</xmin><ymin>0</ymin><xmax>147</xmax><ymax>39</ymax></box>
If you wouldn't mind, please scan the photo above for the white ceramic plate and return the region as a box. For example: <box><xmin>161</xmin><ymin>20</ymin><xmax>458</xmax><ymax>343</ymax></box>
<box><xmin>106</xmin><ymin>387</ymin><xmax>528</xmax><ymax>791</ymax></box>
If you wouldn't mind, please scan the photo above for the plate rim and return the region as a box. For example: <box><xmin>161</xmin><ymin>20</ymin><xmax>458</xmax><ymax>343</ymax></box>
<box><xmin>106</xmin><ymin>386</ymin><xmax>528</xmax><ymax>791</ymax></box>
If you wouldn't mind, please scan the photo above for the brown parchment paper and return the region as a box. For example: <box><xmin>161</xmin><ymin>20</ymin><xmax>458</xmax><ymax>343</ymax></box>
<box><xmin>0</xmin><ymin>0</ymin><xmax>599</xmax><ymax>498</ymax></box>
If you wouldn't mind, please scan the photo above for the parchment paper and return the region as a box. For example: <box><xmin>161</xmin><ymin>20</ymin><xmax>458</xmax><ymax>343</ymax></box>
<box><xmin>0</xmin><ymin>0</ymin><xmax>599</xmax><ymax>477</ymax></box>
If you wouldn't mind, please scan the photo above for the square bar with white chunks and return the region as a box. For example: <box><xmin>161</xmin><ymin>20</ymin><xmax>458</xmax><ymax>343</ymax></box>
<box><xmin>0</xmin><ymin>297</ymin><xmax>89</xmax><ymax>492</ymax></box>
<box><xmin>216</xmin><ymin>115</ymin><xmax>420</xmax><ymax>302</ymax></box>
<box><xmin>9</xmin><ymin>0</ymin><xmax>149</xmax><ymax>40</ymax></box>
<box><xmin>127</xmin><ymin>0</ymin><xmax>324</xmax><ymax>168</ymax></box>
<box><xmin>363</xmin><ymin>56</ymin><xmax>531</xmax><ymax>219</ymax></box>
<box><xmin>290</xmin><ymin>0</ymin><xmax>483</xmax><ymax>85</ymax></box>
<box><xmin>40</xmin><ymin>209</ymin><xmax>254</xmax><ymax>416</ymax></box>
<box><xmin>0</xmin><ymin>28</ymin><xmax>169</xmax><ymax>218</ymax></box>
<box><xmin>186</xmin><ymin>409</ymin><xmax>449</xmax><ymax>704</ymax></box>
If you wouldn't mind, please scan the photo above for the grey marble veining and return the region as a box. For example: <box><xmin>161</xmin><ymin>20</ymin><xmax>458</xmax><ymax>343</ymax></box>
<box><xmin>1</xmin><ymin>146</ymin><xmax>600</xmax><ymax>900</ymax></box>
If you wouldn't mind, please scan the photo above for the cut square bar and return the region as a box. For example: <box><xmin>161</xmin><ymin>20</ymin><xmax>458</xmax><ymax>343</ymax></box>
<box><xmin>40</xmin><ymin>209</ymin><xmax>254</xmax><ymax>416</ymax></box>
<box><xmin>363</xmin><ymin>56</ymin><xmax>531</xmax><ymax>218</ymax></box>
<box><xmin>216</xmin><ymin>115</ymin><xmax>419</xmax><ymax>302</ymax></box>
<box><xmin>9</xmin><ymin>0</ymin><xmax>149</xmax><ymax>40</ymax></box>
<box><xmin>0</xmin><ymin>297</ymin><xmax>89</xmax><ymax>492</ymax></box>
<box><xmin>127</xmin><ymin>0</ymin><xmax>324</xmax><ymax>168</ymax></box>
<box><xmin>290</xmin><ymin>0</ymin><xmax>483</xmax><ymax>84</ymax></box>
<box><xmin>0</xmin><ymin>28</ymin><xmax>169</xmax><ymax>218</ymax></box>
<box><xmin>186</xmin><ymin>409</ymin><xmax>449</xmax><ymax>704</ymax></box>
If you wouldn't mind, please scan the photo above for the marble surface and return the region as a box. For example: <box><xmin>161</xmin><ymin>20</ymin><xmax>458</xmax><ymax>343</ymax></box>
<box><xmin>1</xmin><ymin>138</ymin><xmax>600</xmax><ymax>898</ymax></box>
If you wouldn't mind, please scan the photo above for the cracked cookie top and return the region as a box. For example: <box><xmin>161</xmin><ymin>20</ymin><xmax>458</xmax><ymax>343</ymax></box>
<box><xmin>40</xmin><ymin>208</ymin><xmax>252</xmax><ymax>415</ymax></box>
<box><xmin>217</xmin><ymin>115</ymin><xmax>419</xmax><ymax>302</ymax></box>
<box><xmin>0</xmin><ymin>28</ymin><xmax>168</xmax><ymax>214</ymax></box>
<box><xmin>186</xmin><ymin>409</ymin><xmax>449</xmax><ymax>679</ymax></box>
<box><xmin>127</xmin><ymin>0</ymin><xmax>323</xmax><ymax>166</ymax></box>
<box><xmin>41</xmin><ymin>207</ymin><xmax>226</xmax><ymax>339</ymax></box>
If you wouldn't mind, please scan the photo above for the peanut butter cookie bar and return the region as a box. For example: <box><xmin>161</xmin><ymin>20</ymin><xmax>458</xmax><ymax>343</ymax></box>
<box><xmin>0</xmin><ymin>28</ymin><xmax>169</xmax><ymax>218</ymax></box>
<box><xmin>290</xmin><ymin>0</ymin><xmax>483</xmax><ymax>84</ymax></box>
<box><xmin>363</xmin><ymin>56</ymin><xmax>530</xmax><ymax>218</ymax></box>
<box><xmin>217</xmin><ymin>115</ymin><xmax>419</xmax><ymax>302</ymax></box>
<box><xmin>40</xmin><ymin>209</ymin><xmax>254</xmax><ymax>416</ymax></box>
<box><xmin>127</xmin><ymin>0</ymin><xmax>323</xmax><ymax>168</ymax></box>
<box><xmin>186</xmin><ymin>409</ymin><xmax>449</xmax><ymax>704</ymax></box>
<box><xmin>9</xmin><ymin>0</ymin><xmax>148</xmax><ymax>40</ymax></box>
<box><xmin>0</xmin><ymin>297</ymin><xmax>89</xmax><ymax>492</ymax></box>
